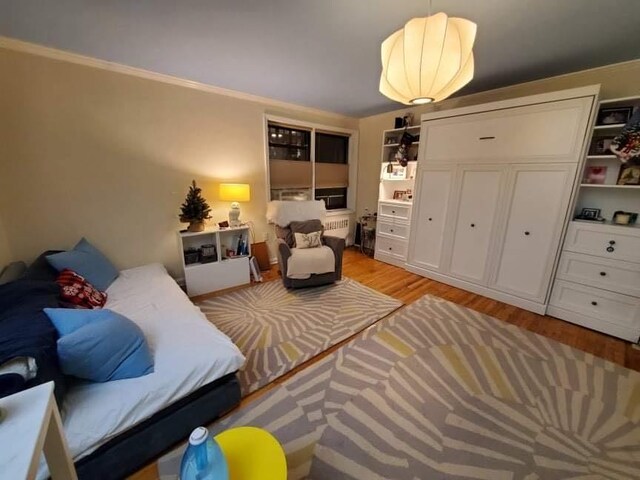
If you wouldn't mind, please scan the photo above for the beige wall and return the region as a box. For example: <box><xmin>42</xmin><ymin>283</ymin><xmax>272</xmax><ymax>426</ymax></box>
<box><xmin>356</xmin><ymin>59</ymin><xmax>640</xmax><ymax>216</ymax></box>
<box><xmin>0</xmin><ymin>47</ymin><xmax>356</xmax><ymax>277</ymax></box>
<box><xmin>0</xmin><ymin>213</ymin><xmax>12</xmax><ymax>270</ymax></box>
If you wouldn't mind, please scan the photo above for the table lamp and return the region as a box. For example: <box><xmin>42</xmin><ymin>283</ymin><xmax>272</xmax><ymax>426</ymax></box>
<box><xmin>219</xmin><ymin>183</ymin><xmax>251</xmax><ymax>227</ymax></box>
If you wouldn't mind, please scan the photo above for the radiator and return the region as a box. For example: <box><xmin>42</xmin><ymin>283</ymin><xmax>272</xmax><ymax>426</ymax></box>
<box><xmin>324</xmin><ymin>212</ymin><xmax>354</xmax><ymax>246</ymax></box>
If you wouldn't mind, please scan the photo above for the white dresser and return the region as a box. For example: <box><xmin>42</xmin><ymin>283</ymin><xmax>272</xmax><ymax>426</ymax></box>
<box><xmin>548</xmin><ymin>221</ymin><xmax>640</xmax><ymax>342</ymax></box>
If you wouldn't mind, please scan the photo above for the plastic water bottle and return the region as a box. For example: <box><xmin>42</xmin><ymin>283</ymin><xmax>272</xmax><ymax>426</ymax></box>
<box><xmin>179</xmin><ymin>426</ymin><xmax>229</xmax><ymax>480</ymax></box>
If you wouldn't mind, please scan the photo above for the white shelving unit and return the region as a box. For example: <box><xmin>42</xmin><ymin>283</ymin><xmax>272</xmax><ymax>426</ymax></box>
<box><xmin>547</xmin><ymin>96</ymin><xmax>640</xmax><ymax>342</ymax></box>
<box><xmin>575</xmin><ymin>95</ymin><xmax>640</xmax><ymax>222</ymax></box>
<box><xmin>375</xmin><ymin>124</ymin><xmax>420</xmax><ymax>267</ymax></box>
<box><xmin>179</xmin><ymin>225</ymin><xmax>251</xmax><ymax>296</ymax></box>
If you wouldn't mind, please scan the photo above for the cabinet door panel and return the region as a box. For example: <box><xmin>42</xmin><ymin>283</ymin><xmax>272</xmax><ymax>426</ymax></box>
<box><xmin>408</xmin><ymin>167</ymin><xmax>453</xmax><ymax>271</ymax></box>
<box><xmin>449</xmin><ymin>167</ymin><xmax>504</xmax><ymax>282</ymax></box>
<box><xmin>492</xmin><ymin>165</ymin><xmax>575</xmax><ymax>300</ymax></box>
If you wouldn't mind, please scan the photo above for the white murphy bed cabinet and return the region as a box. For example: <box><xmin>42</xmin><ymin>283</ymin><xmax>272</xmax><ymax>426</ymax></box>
<box><xmin>404</xmin><ymin>86</ymin><xmax>600</xmax><ymax>315</ymax></box>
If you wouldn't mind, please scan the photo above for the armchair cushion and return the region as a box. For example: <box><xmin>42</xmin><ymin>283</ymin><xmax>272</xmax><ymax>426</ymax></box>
<box><xmin>289</xmin><ymin>220</ymin><xmax>324</xmax><ymax>246</ymax></box>
<box><xmin>286</xmin><ymin>246</ymin><xmax>335</xmax><ymax>279</ymax></box>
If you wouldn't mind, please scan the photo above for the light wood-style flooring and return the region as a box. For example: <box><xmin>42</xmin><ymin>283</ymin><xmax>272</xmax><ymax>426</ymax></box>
<box><xmin>129</xmin><ymin>248</ymin><xmax>640</xmax><ymax>480</ymax></box>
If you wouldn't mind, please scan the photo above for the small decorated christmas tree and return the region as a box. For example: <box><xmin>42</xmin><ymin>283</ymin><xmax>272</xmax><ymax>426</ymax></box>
<box><xmin>179</xmin><ymin>180</ymin><xmax>212</xmax><ymax>232</ymax></box>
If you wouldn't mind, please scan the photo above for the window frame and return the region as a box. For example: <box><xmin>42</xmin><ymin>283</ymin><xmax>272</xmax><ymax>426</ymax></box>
<box><xmin>263</xmin><ymin>114</ymin><xmax>358</xmax><ymax>213</ymax></box>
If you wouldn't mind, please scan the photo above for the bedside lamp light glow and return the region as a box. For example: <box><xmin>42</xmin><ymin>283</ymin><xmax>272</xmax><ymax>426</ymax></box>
<box><xmin>219</xmin><ymin>183</ymin><xmax>251</xmax><ymax>226</ymax></box>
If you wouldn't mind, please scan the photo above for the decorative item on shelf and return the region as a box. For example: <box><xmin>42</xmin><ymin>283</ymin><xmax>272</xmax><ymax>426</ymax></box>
<box><xmin>219</xmin><ymin>183</ymin><xmax>251</xmax><ymax>227</ymax></box>
<box><xmin>583</xmin><ymin>166</ymin><xmax>607</xmax><ymax>184</ymax></box>
<box><xmin>590</xmin><ymin>136</ymin><xmax>615</xmax><ymax>156</ymax></box>
<box><xmin>575</xmin><ymin>207</ymin><xmax>604</xmax><ymax>223</ymax></box>
<box><xmin>382</xmin><ymin>163</ymin><xmax>407</xmax><ymax>180</ymax></box>
<box><xmin>200</xmin><ymin>244</ymin><xmax>217</xmax><ymax>263</ymax></box>
<box><xmin>394</xmin><ymin>129</ymin><xmax>416</xmax><ymax>167</ymax></box>
<box><xmin>183</xmin><ymin>248</ymin><xmax>200</xmax><ymax>265</ymax></box>
<box><xmin>612</xmin><ymin>210</ymin><xmax>638</xmax><ymax>226</ymax></box>
<box><xmin>380</xmin><ymin>10</ymin><xmax>476</xmax><ymax>105</ymax></box>
<box><xmin>596</xmin><ymin>107</ymin><xmax>633</xmax><ymax>126</ymax></box>
<box><xmin>179</xmin><ymin>180</ymin><xmax>212</xmax><ymax>232</ymax></box>
<box><xmin>610</xmin><ymin>109</ymin><xmax>640</xmax><ymax>162</ymax></box>
<box><xmin>385</xmin><ymin>136</ymin><xmax>398</xmax><ymax>145</ymax></box>
<box><xmin>617</xmin><ymin>165</ymin><xmax>640</xmax><ymax>185</ymax></box>
<box><xmin>393</xmin><ymin>190</ymin><xmax>407</xmax><ymax>200</ymax></box>
<box><xmin>218</xmin><ymin>220</ymin><xmax>229</xmax><ymax>229</ymax></box>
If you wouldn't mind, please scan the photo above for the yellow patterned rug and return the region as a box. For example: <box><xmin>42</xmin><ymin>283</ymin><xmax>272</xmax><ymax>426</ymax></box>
<box><xmin>197</xmin><ymin>277</ymin><xmax>402</xmax><ymax>395</ymax></box>
<box><xmin>159</xmin><ymin>294</ymin><xmax>640</xmax><ymax>479</ymax></box>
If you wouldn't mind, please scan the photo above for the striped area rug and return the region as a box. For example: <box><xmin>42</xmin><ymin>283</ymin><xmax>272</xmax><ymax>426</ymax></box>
<box><xmin>159</xmin><ymin>293</ymin><xmax>640</xmax><ymax>479</ymax></box>
<box><xmin>197</xmin><ymin>277</ymin><xmax>402</xmax><ymax>395</ymax></box>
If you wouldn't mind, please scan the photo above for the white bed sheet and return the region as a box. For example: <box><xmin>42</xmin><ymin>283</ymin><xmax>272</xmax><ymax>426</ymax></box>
<box><xmin>38</xmin><ymin>263</ymin><xmax>245</xmax><ymax>478</ymax></box>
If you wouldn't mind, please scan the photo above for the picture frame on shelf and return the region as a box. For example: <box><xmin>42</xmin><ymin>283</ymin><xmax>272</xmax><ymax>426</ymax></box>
<box><xmin>612</xmin><ymin>210</ymin><xmax>638</xmax><ymax>226</ymax></box>
<box><xmin>575</xmin><ymin>207</ymin><xmax>603</xmax><ymax>222</ymax></box>
<box><xmin>617</xmin><ymin>165</ymin><xmax>640</xmax><ymax>185</ymax></box>
<box><xmin>589</xmin><ymin>136</ymin><xmax>616</xmax><ymax>155</ymax></box>
<box><xmin>392</xmin><ymin>190</ymin><xmax>407</xmax><ymax>200</ymax></box>
<box><xmin>382</xmin><ymin>163</ymin><xmax>407</xmax><ymax>180</ymax></box>
<box><xmin>596</xmin><ymin>107</ymin><xmax>633</xmax><ymax>126</ymax></box>
<box><xmin>583</xmin><ymin>166</ymin><xmax>607</xmax><ymax>184</ymax></box>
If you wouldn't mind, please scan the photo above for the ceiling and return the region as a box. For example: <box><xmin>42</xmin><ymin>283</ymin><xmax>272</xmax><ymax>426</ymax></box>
<box><xmin>1</xmin><ymin>0</ymin><xmax>640</xmax><ymax>117</ymax></box>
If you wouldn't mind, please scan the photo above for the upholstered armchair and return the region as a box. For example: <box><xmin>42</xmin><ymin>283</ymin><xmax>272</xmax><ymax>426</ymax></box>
<box><xmin>266</xmin><ymin>201</ymin><xmax>345</xmax><ymax>288</ymax></box>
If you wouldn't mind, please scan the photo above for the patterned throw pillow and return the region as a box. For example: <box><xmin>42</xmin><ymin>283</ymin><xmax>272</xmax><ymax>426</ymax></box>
<box><xmin>56</xmin><ymin>269</ymin><xmax>107</xmax><ymax>309</ymax></box>
<box><xmin>294</xmin><ymin>231</ymin><xmax>323</xmax><ymax>249</ymax></box>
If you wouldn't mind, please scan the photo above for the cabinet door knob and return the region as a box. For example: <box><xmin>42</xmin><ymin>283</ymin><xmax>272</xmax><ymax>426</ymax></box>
<box><xmin>606</xmin><ymin>246</ymin><xmax>615</xmax><ymax>253</ymax></box>
<box><xmin>591</xmin><ymin>301</ymin><xmax>598</xmax><ymax>306</ymax></box>
<box><xmin>609</xmin><ymin>240</ymin><xmax>616</xmax><ymax>245</ymax></box>
<box><xmin>599</xmin><ymin>271</ymin><xmax>607</xmax><ymax>276</ymax></box>
<box><xmin>524</xmin><ymin>231</ymin><xmax>530</xmax><ymax>236</ymax></box>
<box><xmin>470</xmin><ymin>223</ymin><xmax>476</xmax><ymax>228</ymax></box>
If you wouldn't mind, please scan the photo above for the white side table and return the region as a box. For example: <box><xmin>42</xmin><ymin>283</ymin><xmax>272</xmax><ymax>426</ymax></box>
<box><xmin>0</xmin><ymin>381</ymin><xmax>77</xmax><ymax>480</ymax></box>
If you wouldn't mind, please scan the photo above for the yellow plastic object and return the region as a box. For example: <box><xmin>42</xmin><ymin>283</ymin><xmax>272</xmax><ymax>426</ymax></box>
<box><xmin>214</xmin><ymin>426</ymin><xmax>287</xmax><ymax>480</ymax></box>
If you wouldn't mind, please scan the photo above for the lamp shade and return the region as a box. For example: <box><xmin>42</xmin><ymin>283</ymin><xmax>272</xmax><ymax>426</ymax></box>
<box><xmin>380</xmin><ymin>12</ymin><xmax>476</xmax><ymax>105</ymax></box>
<box><xmin>219</xmin><ymin>183</ymin><xmax>251</xmax><ymax>202</ymax></box>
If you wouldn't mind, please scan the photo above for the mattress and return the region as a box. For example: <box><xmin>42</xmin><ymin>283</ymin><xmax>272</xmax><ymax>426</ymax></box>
<box><xmin>39</xmin><ymin>263</ymin><xmax>245</xmax><ymax>478</ymax></box>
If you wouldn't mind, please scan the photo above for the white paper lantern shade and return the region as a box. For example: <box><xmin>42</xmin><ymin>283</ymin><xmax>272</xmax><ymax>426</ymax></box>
<box><xmin>380</xmin><ymin>12</ymin><xmax>477</xmax><ymax>105</ymax></box>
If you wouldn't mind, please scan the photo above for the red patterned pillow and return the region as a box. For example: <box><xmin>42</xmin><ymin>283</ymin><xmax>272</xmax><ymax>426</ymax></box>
<box><xmin>56</xmin><ymin>269</ymin><xmax>107</xmax><ymax>309</ymax></box>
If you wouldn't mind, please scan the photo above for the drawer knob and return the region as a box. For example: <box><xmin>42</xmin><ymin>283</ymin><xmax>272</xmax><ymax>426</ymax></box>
<box><xmin>388</xmin><ymin>247</ymin><xmax>393</xmax><ymax>251</ymax></box>
<box><xmin>470</xmin><ymin>223</ymin><xmax>476</xmax><ymax>228</ymax></box>
<box><xmin>524</xmin><ymin>231</ymin><xmax>530</xmax><ymax>236</ymax></box>
<box><xmin>392</xmin><ymin>210</ymin><xmax>396</xmax><ymax>213</ymax></box>
<box><xmin>591</xmin><ymin>301</ymin><xmax>598</xmax><ymax>306</ymax></box>
<box><xmin>599</xmin><ymin>271</ymin><xmax>607</xmax><ymax>276</ymax></box>
<box><xmin>428</xmin><ymin>217</ymin><xmax>432</xmax><ymax>221</ymax></box>
<box><xmin>390</xmin><ymin>229</ymin><xmax>394</xmax><ymax>232</ymax></box>
<box><xmin>606</xmin><ymin>246</ymin><xmax>615</xmax><ymax>253</ymax></box>
<box><xmin>609</xmin><ymin>240</ymin><xmax>616</xmax><ymax>245</ymax></box>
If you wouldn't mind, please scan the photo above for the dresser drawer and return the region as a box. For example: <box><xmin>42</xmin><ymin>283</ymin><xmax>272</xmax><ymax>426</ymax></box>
<box><xmin>376</xmin><ymin>236</ymin><xmax>408</xmax><ymax>260</ymax></box>
<box><xmin>377</xmin><ymin>221</ymin><xmax>409</xmax><ymax>240</ymax></box>
<box><xmin>550</xmin><ymin>280</ymin><xmax>640</xmax><ymax>329</ymax></box>
<box><xmin>378</xmin><ymin>202</ymin><xmax>411</xmax><ymax>223</ymax></box>
<box><xmin>423</xmin><ymin>97</ymin><xmax>590</xmax><ymax>163</ymax></box>
<box><xmin>556</xmin><ymin>252</ymin><xmax>640</xmax><ymax>297</ymax></box>
<box><xmin>564</xmin><ymin>222</ymin><xmax>640</xmax><ymax>263</ymax></box>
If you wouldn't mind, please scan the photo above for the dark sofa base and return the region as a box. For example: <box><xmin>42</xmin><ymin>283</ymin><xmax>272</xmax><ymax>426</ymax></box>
<box><xmin>73</xmin><ymin>372</ymin><xmax>241</xmax><ymax>480</ymax></box>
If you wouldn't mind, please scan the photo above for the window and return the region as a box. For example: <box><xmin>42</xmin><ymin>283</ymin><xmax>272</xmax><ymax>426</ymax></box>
<box><xmin>266</xmin><ymin>117</ymin><xmax>356</xmax><ymax>211</ymax></box>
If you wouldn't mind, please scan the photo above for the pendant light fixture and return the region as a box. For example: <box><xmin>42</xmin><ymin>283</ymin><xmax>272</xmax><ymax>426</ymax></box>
<box><xmin>379</xmin><ymin>3</ymin><xmax>477</xmax><ymax>105</ymax></box>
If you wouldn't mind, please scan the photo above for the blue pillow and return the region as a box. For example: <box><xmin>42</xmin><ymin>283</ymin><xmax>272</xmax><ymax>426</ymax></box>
<box><xmin>46</xmin><ymin>238</ymin><xmax>118</xmax><ymax>291</ymax></box>
<box><xmin>43</xmin><ymin>308</ymin><xmax>154</xmax><ymax>382</ymax></box>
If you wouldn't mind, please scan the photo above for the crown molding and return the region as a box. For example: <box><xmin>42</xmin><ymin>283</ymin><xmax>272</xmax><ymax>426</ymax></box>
<box><xmin>0</xmin><ymin>36</ymin><xmax>356</xmax><ymax>122</ymax></box>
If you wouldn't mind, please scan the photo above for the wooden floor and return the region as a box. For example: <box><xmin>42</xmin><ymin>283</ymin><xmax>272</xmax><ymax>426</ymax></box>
<box><xmin>130</xmin><ymin>248</ymin><xmax>640</xmax><ymax>480</ymax></box>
